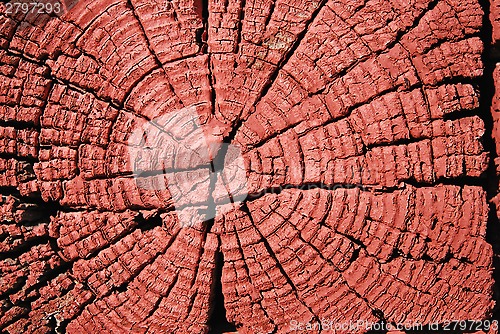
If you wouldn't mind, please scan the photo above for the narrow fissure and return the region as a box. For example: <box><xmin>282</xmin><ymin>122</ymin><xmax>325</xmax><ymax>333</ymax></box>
<box><xmin>243</xmin><ymin>176</ymin><xmax>491</xmax><ymax>204</ymax></box>
<box><xmin>254</xmin><ymin>0</ymin><xmax>328</xmax><ymax>105</ymax></box>
<box><xmin>478</xmin><ymin>0</ymin><xmax>500</xmax><ymax>325</ymax></box>
<box><xmin>204</xmin><ymin>163</ymin><xmax>218</xmax><ymax>234</ymax></box>
<box><xmin>194</xmin><ymin>0</ymin><xmax>209</xmax><ymax>52</ymax></box>
<box><xmin>207</xmin><ymin>251</ymin><xmax>237</xmax><ymax>333</ymax></box>
<box><xmin>205</xmin><ymin>136</ymin><xmax>234</xmax><ymax>233</ymax></box>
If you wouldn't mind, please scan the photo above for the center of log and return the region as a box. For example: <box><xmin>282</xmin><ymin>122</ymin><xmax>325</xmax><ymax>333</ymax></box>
<box><xmin>128</xmin><ymin>105</ymin><xmax>248</xmax><ymax>227</ymax></box>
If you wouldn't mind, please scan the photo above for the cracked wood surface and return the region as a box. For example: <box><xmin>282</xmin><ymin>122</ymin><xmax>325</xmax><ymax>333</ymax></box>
<box><xmin>0</xmin><ymin>0</ymin><xmax>498</xmax><ymax>333</ymax></box>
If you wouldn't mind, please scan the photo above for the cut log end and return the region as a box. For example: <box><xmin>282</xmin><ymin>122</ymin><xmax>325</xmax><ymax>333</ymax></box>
<box><xmin>1</xmin><ymin>0</ymin><xmax>499</xmax><ymax>333</ymax></box>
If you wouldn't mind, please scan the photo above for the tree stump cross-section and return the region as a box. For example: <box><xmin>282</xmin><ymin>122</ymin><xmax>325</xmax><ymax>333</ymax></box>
<box><xmin>0</xmin><ymin>0</ymin><xmax>499</xmax><ymax>333</ymax></box>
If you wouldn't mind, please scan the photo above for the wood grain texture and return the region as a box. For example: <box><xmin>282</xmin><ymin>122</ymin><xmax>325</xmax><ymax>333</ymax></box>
<box><xmin>0</xmin><ymin>0</ymin><xmax>497</xmax><ymax>333</ymax></box>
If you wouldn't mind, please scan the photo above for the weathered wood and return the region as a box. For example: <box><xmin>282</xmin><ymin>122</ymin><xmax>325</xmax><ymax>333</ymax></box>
<box><xmin>0</xmin><ymin>0</ymin><xmax>497</xmax><ymax>333</ymax></box>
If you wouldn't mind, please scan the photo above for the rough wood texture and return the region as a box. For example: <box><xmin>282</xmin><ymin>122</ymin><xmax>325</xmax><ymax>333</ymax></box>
<box><xmin>492</xmin><ymin>0</ymin><xmax>500</xmax><ymax>46</ymax></box>
<box><xmin>490</xmin><ymin>4</ymin><xmax>500</xmax><ymax>331</ymax></box>
<box><xmin>0</xmin><ymin>0</ymin><xmax>498</xmax><ymax>333</ymax></box>
<box><xmin>492</xmin><ymin>65</ymin><xmax>500</xmax><ymax>218</ymax></box>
